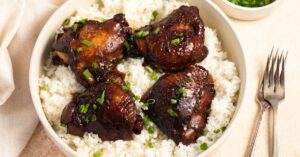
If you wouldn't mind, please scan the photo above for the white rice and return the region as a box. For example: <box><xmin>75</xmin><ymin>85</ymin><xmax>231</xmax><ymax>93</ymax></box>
<box><xmin>39</xmin><ymin>1</ymin><xmax>241</xmax><ymax>157</ymax></box>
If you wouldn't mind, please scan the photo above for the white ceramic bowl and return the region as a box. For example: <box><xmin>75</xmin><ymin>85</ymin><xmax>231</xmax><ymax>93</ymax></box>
<box><xmin>212</xmin><ymin>0</ymin><xmax>282</xmax><ymax>20</ymax></box>
<box><xmin>29</xmin><ymin>0</ymin><xmax>247</xmax><ymax>156</ymax></box>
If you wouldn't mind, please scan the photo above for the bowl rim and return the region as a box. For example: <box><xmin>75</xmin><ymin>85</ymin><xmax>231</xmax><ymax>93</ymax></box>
<box><xmin>29</xmin><ymin>0</ymin><xmax>247</xmax><ymax>156</ymax></box>
<box><xmin>222</xmin><ymin>0</ymin><xmax>281</xmax><ymax>11</ymax></box>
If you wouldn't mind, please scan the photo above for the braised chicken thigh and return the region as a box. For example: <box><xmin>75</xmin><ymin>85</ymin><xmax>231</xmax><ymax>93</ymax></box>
<box><xmin>61</xmin><ymin>77</ymin><xmax>143</xmax><ymax>141</ymax></box>
<box><xmin>142</xmin><ymin>65</ymin><xmax>215</xmax><ymax>145</ymax></box>
<box><xmin>132</xmin><ymin>6</ymin><xmax>208</xmax><ymax>71</ymax></box>
<box><xmin>52</xmin><ymin>14</ymin><xmax>131</xmax><ymax>87</ymax></box>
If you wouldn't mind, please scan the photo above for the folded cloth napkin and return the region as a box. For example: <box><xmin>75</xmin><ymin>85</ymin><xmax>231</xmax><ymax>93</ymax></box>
<box><xmin>0</xmin><ymin>0</ymin><xmax>65</xmax><ymax>156</ymax></box>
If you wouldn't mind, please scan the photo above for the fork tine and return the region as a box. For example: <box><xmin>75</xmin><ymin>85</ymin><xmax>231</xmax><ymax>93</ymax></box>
<box><xmin>263</xmin><ymin>48</ymin><xmax>274</xmax><ymax>88</ymax></box>
<box><xmin>274</xmin><ymin>51</ymin><xmax>283</xmax><ymax>91</ymax></box>
<box><xmin>269</xmin><ymin>49</ymin><xmax>278</xmax><ymax>89</ymax></box>
<box><xmin>280</xmin><ymin>51</ymin><xmax>288</xmax><ymax>88</ymax></box>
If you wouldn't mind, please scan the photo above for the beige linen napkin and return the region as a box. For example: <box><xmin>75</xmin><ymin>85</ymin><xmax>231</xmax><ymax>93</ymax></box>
<box><xmin>0</xmin><ymin>0</ymin><xmax>65</xmax><ymax>156</ymax></box>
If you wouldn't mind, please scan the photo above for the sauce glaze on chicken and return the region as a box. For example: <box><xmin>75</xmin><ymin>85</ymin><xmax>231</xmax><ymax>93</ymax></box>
<box><xmin>52</xmin><ymin>14</ymin><xmax>131</xmax><ymax>87</ymax></box>
<box><xmin>142</xmin><ymin>65</ymin><xmax>215</xmax><ymax>145</ymax></box>
<box><xmin>61</xmin><ymin>74</ymin><xmax>143</xmax><ymax>141</ymax></box>
<box><xmin>131</xmin><ymin>6</ymin><xmax>208</xmax><ymax>72</ymax></box>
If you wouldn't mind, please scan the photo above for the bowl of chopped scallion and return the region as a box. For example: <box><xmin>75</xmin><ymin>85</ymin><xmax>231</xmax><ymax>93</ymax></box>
<box><xmin>212</xmin><ymin>0</ymin><xmax>282</xmax><ymax>20</ymax></box>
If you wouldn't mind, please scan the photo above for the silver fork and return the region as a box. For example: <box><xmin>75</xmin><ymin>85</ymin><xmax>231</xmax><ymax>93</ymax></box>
<box><xmin>246</xmin><ymin>55</ymin><xmax>271</xmax><ymax>157</ymax></box>
<box><xmin>263</xmin><ymin>48</ymin><xmax>288</xmax><ymax>157</ymax></box>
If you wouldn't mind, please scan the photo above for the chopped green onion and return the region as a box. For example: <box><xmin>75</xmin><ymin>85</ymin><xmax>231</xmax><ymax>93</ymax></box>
<box><xmin>145</xmin><ymin>66</ymin><xmax>158</xmax><ymax>80</ymax></box>
<box><xmin>94</xmin><ymin>17</ymin><xmax>108</xmax><ymax>22</ymax></box>
<box><xmin>202</xmin><ymin>130</ymin><xmax>208</xmax><ymax>136</ymax></box>
<box><xmin>171</xmin><ymin>38</ymin><xmax>181</xmax><ymax>45</ymax></box>
<box><xmin>200</xmin><ymin>142</ymin><xmax>208</xmax><ymax>150</ymax></box>
<box><xmin>146</xmin><ymin>139</ymin><xmax>154</xmax><ymax>148</ymax></box>
<box><xmin>93</xmin><ymin>149</ymin><xmax>104</xmax><ymax>157</ymax></box>
<box><xmin>143</xmin><ymin>116</ymin><xmax>150</xmax><ymax>126</ymax></box>
<box><xmin>90</xmin><ymin>115</ymin><xmax>97</xmax><ymax>122</ymax></box>
<box><xmin>133</xmin><ymin>95</ymin><xmax>141</xmax><ymax>101</ymax></box>
<box><xmin>96</xmin><ymin>91</ymin><xmax>105</xmax><ymax>105</ymax></box>
<box><xmin>120</xmin><ymin>59</ymin><xmax>125</xmax><ymax>64</ymax></box>
<box><xmin>147</xmin><ymin>99</ymin><xmax>156</xmax><ymax>105</ymax></box>
<box><xmin>127</xmin><ymin>72</ymin><xmax>132</xmax><ymax>77</ymax></box>
<box><xmin>148</xmin><ymin>126</ymin><xmax>155</xmax><ymax>134</ymax></box>
<box><xmin>93</xmin><ymin>104</ymin><xmax>97</xmax><ymax>110</ymax></box>
<box><xmin>179</xmin><ymin>87</ymin><xmax>187</xmax><ymax>97</ymax></box>
<box><xmin>63</xmin><ymin>18</ymin><xmax>70</xmax><ymax>26</ymax></box>
<box><xmin>124</xmin><ymin>40</ymin><xmax>131</xmax><ymax>51</ymax></box>
<box><xmin>81</xmin><ymin>40</ymin><xmax>93</xmax><ymax>47</ymax></box>
<box><xmin>80</xmin><ymin>18</ymin><xmax>88</xmax><ymax>24</ymax></box>
<box><xmin>141</xmin><ymin>103</ymin><xmax>149</xmax><ymax>110</ymax></box>
<box><xmin>92</xmin><ymin>62</ymin><xmax>98</xmax><ymax>69</ymax></box>
<box><xmin>83</xmin><ymin>69</ymin><xmax>92</xmax><ymax>79</ymax></box>
<box><xmin>167</xmin><ymin>108</ymin><xmax>178</xmax><ymax>117</ymax></box>
<box><xmin>150</xmin><ymin>10</ymin><xmax>159</xmax><ymax>22</ymax></box>
<box><xmin>72</xmin><ymin>23</ymin><xmax>79</xmax><ymax>32</ymax></box>
<box><xmin>170</xmin><ymin>99</ymin><xmax>177</xmax><ymax>105</ymax></box>
<box><xmin>228</xmin><ymin>0</ymin><xmax>274</xmax><ymax>7</ymax></box>
<box><xmin>136</xmin><ymin>30</ymin><xmax>149</xmax><ymax>38</ymax></box>
<box><xmin>39</xmin><ymin>86</ymin><xmax>48</xmax><ymax>91</ymax></box>
<box><xmin>184</xmin><ymin>77</ymin><xmax>192</xmax><ymax>83</ymax></box>
<box><xmin>214</xmin><ymin>129</ymin><xmax>221</xmax><ymax>134</ymax></box>
<box><xmin>153</xmin><ymin>28</ymin><xmax>160</xmax><ymax>34</ymax></box>
<box><xmin>79</xmin><ymin>104</ymin><xmax>90</xmax><ymax>114</ymax></box>
<box><xmin>206</xmin><ymin>108</ymin><xmax>212</xmax><ymax>114</ymax></box>
<box><xmin>77</xmin><ymin>47</ymin><xmax>83</xmax><ymax>53</ymax></box>
<box><xmin>221</xmin><ymin>126</ymin><xmax>227</xmax><ymax>131</ymax></box>
<box><xmin>122</xmin><ymin>81</ymin><xmax>131</xmax><ymax>92</ymax></box>
<box><xmin>176</xmin><ymin>33</ymin><xmax>184</xmax><ymax>38</ymax></box>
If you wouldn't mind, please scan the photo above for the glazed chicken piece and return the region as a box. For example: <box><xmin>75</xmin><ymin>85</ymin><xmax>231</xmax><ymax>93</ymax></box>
<box><xmin>142</xmin><ymin>65</ymin><xmax>215</xmax><ymax>145</ymax></box>
<box><xmin>132</xmin><ymin>6</ymin><xmax>208</xmax><ymax>71</ymax></box>
<box><xmin>61</xmin><ymin>76</ymin><xmax>143</xmax><ymax>141</ymax></box>
<box><xmin>52</xmin><ymin>14</ymin><xmax>131</xmax><ymax>87</ymax></box>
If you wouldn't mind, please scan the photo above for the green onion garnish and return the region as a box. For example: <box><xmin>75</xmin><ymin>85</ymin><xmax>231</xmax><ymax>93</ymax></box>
<box><xmin>136</xmin><ymin>30</ymin><xmax>149</xmax><ymax>38</ymax></box>
<box><xmin>147</xmin><ymin>99</ymin><xmax>156</xmax><ymax>105</ymax></box>
<box><xmin>153</xmin><ymin>28</ymin><xmax>160</xmax><ymax>34</ymax></box>
<box><xmin>73</xmin><ymin>23</ymin><xmax>79</xmax><ymax>32</ymax></box>
<box><xmin>200</xmin><ymin>142</ymin><xmax>208</xmax><ymax>150</ymax></box>
<box><xmin>93</xmin><ymin>149</ymin><xmax>104</xmax><ymax>157</ymax></box>
<box><xmin>148</xmin><ymin>126</ymin><xmax>155</xmax><ymax>134</ymax></box>
<box><xmin>170</xmin><ymin>99</ymin><xmax>177</xmax><ymax>105</ymax></box>
<box><xmin>92</xmin><ymin>62</ymin><xmax>98</xmax><ymax>69</ymax></box>
<box><xmin>93</xmin><ymin>104</ymin><xmax>97</xmax><ymax>110</ymax></box>
<box><xmin>122</xmin><ymin>81</ymin><xmax>131</xmax><ymax>92</ymax></box>
<box><xmin>80</xmin><ymin>18</ymin><xmax>88</xmax><ymax>24</ymax></box>
<box><xmin>167</xmin><ymin>108</ymin><xmax>178</xmax><ymax>117</ymax></box>
<box><xmin>127</xmin><ymin>72</ymin><xmax>132</xmax><ymax>77</ymax></box>
<box><xmin>83</xmin><ymin>69</ymin><xmax>92</xmax><ymax>79</ymax></box>
<box><xmin>185</xmin><ymin>77</ymin><xmax>192</xmax><ymax>83</ymax></box>
<box><xmin>143</xmin><ymin>116</ymin><xmax>150</xmax><ymax>126</ymax></box>
<box><xmin>94</xmin><ymin>17</ymin><xmax>108</xmax><ymax>22</ymax></box>
<box><xmin>146</xmin><ymin>139</ymin><xmax>154</xmax><ymax>148</ymax></box>
<box><xmin>171</xmin><ymin>38</ymin><xmax>181</xmax><ymax>45</ymax></box>
<box><xmin>214</xmin><ymin>129</ymin><xmax>221</xmax><ymax>134</ymax></box>
<box><xmin>124</xmin><ymin>40</ymin><xmax>131</xmax><ymax>52</ymax></box>
<box><xmin>133</xmin><ymin>95</ymin><xmax>141</xmax><ymax>101</ymax></box>
<box><xmin>202</xmin><ymin>130</ymin><xmax>208</xmax><ymax>136</ymax></box>
<box><xmin>90</xmin><ymin>115</ymin><xmax>97</xmax><ymax>122</ymax></box>
<box><xmin>221</xmin><ymin>126</ymin><xmax>227</xmax><ymax>131</ymax></box>
<box><xmin>150</xmin><ymin>10</ymin><xmax>159</xmax><ymax>22</ymax></box>
<box><xmin>179</xmin><ymin>87</ymin><xmax>187</xmax><ymax>97</ymax></box>
<box><xmin>79</xmin><ymin>104</ymin><xmax>90</xmax><ymax>114</ymax></box>
<box><xmin>77</xmin><ymin>47</ymin><xmax>83</xmax><ymax>53</ymax></box>
<box><xmin>63</xmin><ymin>18</ymin><xmax>70</xmax><ymax>26</ymax></box>
<box><xmin>81</xmin><ymin>40</ymin><xmax>93</xmax><ymax>47</ymax></box>
<box><xmin>228</xmin><ymin>0</ymin><xmax>274</xmax><ymax>7</ymax></box>
<box><xmin>39</xmin><ymin>86</ymin><xmax>48</xmax><ymax>91</ymax></box>
<box><xmin>141</xmin><ymin>103</ymin><xmax>149</xmax><ymax>110</ymax></box>
<box><xmin>96</xmin><ymin>91</ymin><xmax>105</xmax><ymax>105</ymax></box>
<box><xmin>206</xmin><ymin>108</ymin><xmax>212</xmax><ymax>114</ymax></box>
<box><xmin>145</xmin><ymin>66</ymin><xmax>158</xmax><ymax>80</ymax></box>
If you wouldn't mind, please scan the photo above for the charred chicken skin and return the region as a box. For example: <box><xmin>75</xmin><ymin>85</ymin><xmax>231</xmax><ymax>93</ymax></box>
<box><xmin>132</xmin><ymin>6</ymin><xmax>208</xmax><ymax>71</ymax></box>
<box><xmin>52</xmin><ymin>14</ymin><xmax>131</xmax><ymax>87</ymax></box>
<box><xmin>61</xmin><ymin>76</ymin><xmax>143</xmax><ymax>141</ymax></box>
<box><xmin>142</xmin><ymin>65</ymin><xmax>215</xmax><ymax>145</ymax></box>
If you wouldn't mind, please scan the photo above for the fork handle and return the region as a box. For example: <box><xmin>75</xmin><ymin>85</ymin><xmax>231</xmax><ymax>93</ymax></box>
<box><xmin>246</xmin><ymin>108</ymin><xmax>266</xmax><ymax>157</ymax></box>
<box><xmin>272</xmin><ymin>104</ymin><xmax>279</xmax><ymax>157</ymax></box>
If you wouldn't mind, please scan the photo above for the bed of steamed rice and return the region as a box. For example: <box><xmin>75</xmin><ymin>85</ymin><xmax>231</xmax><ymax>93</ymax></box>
<box><xmin>38</xmin><ymin>0</ymin><xmax>241</xmax><ymax>156</ymax></box>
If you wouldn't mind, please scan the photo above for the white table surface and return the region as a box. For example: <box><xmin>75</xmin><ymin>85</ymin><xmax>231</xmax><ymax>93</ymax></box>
<box><xmin>20</xmin><ymin>0</ymin><xmax>300</xmax><ymax>156</ymax></box>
